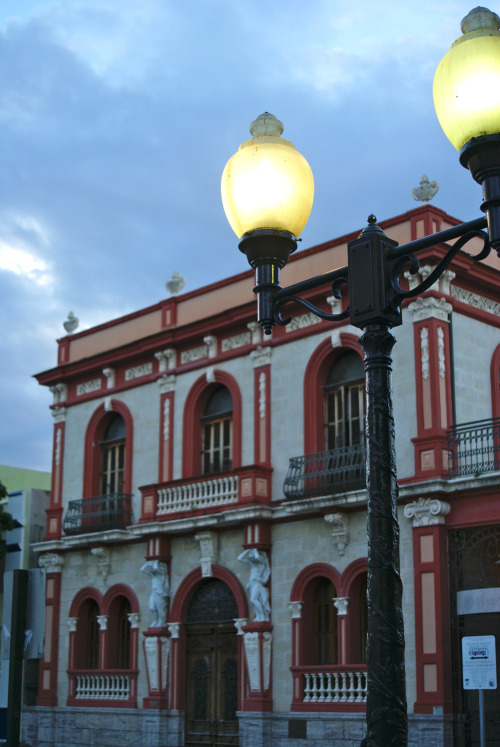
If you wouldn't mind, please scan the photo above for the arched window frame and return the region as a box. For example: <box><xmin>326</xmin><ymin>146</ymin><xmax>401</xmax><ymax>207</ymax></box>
<box><xmin>182</xmin><ymin>371</ymin><xmax>242</xmax><ymax>478</ymax></box>
<box><xmin>289</xmin><ymin>559</ymin><xmax>368</xmax><ymax>712</ymax></box>
<box><xmin>83</xmin><ymin>400</ymin><xmax>134</xmax><ymax>499</ymax></box>
<box><xmin>303</xmin><ymin>335</ymin><xmax>364</xmax><ymax>456</ymax></box>
<box><xmin>67</xmin><ymin>584</ymin><xmax>139</xmax><ymax>707</ymax></box>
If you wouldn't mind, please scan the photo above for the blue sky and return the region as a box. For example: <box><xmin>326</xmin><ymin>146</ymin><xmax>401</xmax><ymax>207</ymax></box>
<box><xmin>0</xmin><ymin>0</ymin><xmax>491</xmax><ymax>474</ymax></box>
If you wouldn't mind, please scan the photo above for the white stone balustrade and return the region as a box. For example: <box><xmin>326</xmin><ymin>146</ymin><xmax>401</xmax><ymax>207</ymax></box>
<box><xmin>75</xmin><ymin>673</ymin><xmax>131</xmax><ymax>700</ymax></box>
<box><xmin>157</xmin><ymin>475</ymin><xmax>238</xmax><ymax>514</ymax></box>
<box><xmin>302</xmin><ymin>669</ymin><xmax>367</xmax><ymax>703</ymax></box>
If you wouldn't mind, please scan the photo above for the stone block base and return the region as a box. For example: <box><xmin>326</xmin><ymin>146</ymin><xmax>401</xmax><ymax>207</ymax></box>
<box><xmin>21</xmin><ymin>706</ymin><xmax>183</xmax><ymax>747</ymax></box>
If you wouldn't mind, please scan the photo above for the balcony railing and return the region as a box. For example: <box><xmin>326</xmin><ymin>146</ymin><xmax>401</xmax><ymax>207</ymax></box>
<box><xmin>63</xmin><ymin>493</ymin><xmax>133</xmax><ymax>536</ymax></box>
<box><xmin>448</xmin><ymin>418</ymin><xmax>500</xmax><ymax>478</ymax></box>
<box><xmin>158</xmin><ymin>474</ymin><xmax>238</xmax><ymax>515</ymax></box>
<box><xmin>291</xmin><ymin>665</ymin><xmax>367</xmax><ymax>710</ymax></box>
<box><xmin>67</xmin><ymin>669</ymin><xmax>137</xmax><ymax>707</ymax></box>
<box><xmin>140</xmin><ymin>465</ymin><xmax>273</xmax><ymax>522</ymax></box>
<box><xmin>284</xmin><ymin>444</ymin><xmax>366</xmax><ymax>499</ymax></box>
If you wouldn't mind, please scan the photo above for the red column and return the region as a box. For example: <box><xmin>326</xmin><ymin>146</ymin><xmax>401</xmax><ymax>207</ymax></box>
<box><xmin>45</xmin><ymin>411</ymin><xmax>66</xmax><ymax>539</ymax></box>
<box><xmin>409</xmin><ymin>294</ymin><xmax>453</xmax><ymax>480</ymax></box>
<box><xmin>36</xmin><ymin>554</ymin><xmax>64</xmax><ymax>705</ymax></box>
<box><xmin>404</xmin><ymin>499</ymin><xmax>453</xmax><ymax>714</ymax></box>
<box><xmin>251</xmin><ymin>348</ymin><xmax>272</xmax><ymax>466</ymax></box>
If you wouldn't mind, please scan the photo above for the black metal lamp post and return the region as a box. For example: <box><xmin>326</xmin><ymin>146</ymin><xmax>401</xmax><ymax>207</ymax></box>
<box><xmin>221</xmin><ymin>8</ymin><xmax>500</xmax><ymax>746</ymax></box>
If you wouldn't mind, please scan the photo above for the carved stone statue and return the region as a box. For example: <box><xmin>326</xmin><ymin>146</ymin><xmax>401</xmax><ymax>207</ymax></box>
<box><xmin>140</xmin><ymin>560</ymin><xmax>169</xmax><ymax>628</ymax></box>
<box><xmin>238</xmin><ymin>548</ymin><xmax>271</xmax><ymax>622</ymax></box>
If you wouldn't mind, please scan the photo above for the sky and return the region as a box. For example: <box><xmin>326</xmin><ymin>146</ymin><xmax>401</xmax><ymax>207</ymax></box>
<box><xmin>0</xmin><ymin>0</ymin><xmax>493</xmax><ymax>475</ymax></box>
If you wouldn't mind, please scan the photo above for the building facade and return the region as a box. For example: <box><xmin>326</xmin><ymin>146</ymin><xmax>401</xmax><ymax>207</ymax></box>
<box><xmin>23</xmin><ymin>205</ymin><xmax>500</xmax><ymax>746</ymax></box>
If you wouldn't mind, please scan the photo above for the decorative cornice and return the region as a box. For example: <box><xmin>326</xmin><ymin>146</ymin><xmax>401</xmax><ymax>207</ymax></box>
<box><xmin>76</xmin><ymin>378</ymin><xmax>101</xmax><ymax>396</ymax></box>
<box><xmin>221</xmin><ymin>331</ymin><xmax>252</xmax><ymax>352</ymax></box>
<box><xmin>285</xmin><ymin>312</ymin><xmax>322</xmax><ymax>333</ymax></box>
<box><xmin>408</xmin><ymin>296</ymin><xmax>452</xmax><ymax>322</ymax></box>
<box><xmin>451</xmin><ymin>286</ymin><xmax>500</xmax><ymax>317</ymax></box>
<box><xmin>403</xmin><ymin>497</ymin><xmax>451</xmax><ymax>527</ymax></box>
<box><xmin>125</xmin><ymin>362</ymin><xmax>153</xmax><ymax>381</ymax></box>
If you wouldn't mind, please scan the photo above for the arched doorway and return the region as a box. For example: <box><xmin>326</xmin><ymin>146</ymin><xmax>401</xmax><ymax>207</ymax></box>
<box><xmin>185</xmin><ymin>578</ymin><xmax>239</xmax><ymax>746</ymax></box>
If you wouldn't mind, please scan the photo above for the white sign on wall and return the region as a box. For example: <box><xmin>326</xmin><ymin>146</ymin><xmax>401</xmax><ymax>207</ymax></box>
<box><xmin>457</xmin><ymin>588</ymin><xmax>500</xmax><ymax>616</ymax></box>
<box><xmin>462</xmin><ymin>635</ymin><xmax>497</xmax><ymax>690</ymax></box>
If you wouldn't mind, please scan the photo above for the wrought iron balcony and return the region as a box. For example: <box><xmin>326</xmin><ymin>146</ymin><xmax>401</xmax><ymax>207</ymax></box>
<box><xmin>284</xmin><ymin>444</ymin><xmax>366</xmax><ymax>499</ymax></box>
<box><xmin>63</xmin><ymin>493</ymin><xmax>133</xmax><ymax>536</ymax></box>
<box><xmin>448</xmin><ymin>418</ymin><xmax>500</xmax><ymax>478</ymax></box>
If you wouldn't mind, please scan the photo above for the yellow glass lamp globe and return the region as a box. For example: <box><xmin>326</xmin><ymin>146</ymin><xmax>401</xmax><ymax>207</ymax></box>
<box><xmin>433</xmin><ymin>7</ymin><xmax>500</xmax><ymax>151</ymax></box>
<box><xmin>221</xmin><ymin>113</ymin><xmax>314</xmax><ymax>239</ymax></box>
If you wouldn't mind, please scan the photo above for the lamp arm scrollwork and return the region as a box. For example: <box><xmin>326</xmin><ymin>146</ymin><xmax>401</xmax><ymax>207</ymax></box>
<box><xmin>390</xmin><ymin>229</ymin><xmax>490</xmax><ymax>300</ymax></box>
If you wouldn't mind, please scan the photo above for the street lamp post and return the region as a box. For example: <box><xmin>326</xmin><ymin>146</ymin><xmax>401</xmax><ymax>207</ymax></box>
<box><xmin>221</xmin><ymin>8</ymin><xmax>500</xmax><ymax>746</ymax></box>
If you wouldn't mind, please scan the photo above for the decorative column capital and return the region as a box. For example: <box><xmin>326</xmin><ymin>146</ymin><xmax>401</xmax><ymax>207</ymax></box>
<box><xmin>403</xmin><ymin>497</ymin><xmax>451</xmax><ymax>527</ymax></box>
<box><xmin>333</xmin><ymin>597</ymin><xmax>349</xmax><ymax>616</ymax></box>
<box><xmin>39</xmin><ymin>553</ymin><xmax>64</xmax><ymax>573</ymax></box>
<box><xmin>250</xmin><ymin>346</ymin><xmax>272</xmax><ymax>368</ymax></box>
<box><xmin>287</xmin><ymin>601</ymin><xmax>303</xmax><ymax>619</ymax></box>
<box><xmin>203</xmin><ymin>335</ymin><xmax>217</xmax><ymax>358</ymax></box>
<box><xmin>234</xmin><ymin>618</ymin><xmax>249</xmax><ymax>635</ymax></box>
<box><xmin>127</xmin><ymin>613</ymin><xmax>141</xmax><ymax>629</ymax></box>
<box><xmin>66</xmin><ymin>617</ymin><xmax>78</xmax><ymax>632</ymax></box>
<box><xmin>247</xmin><ymin>321</ymin><xmax>262</xmax><ymax>345</ymax></box>
<box><xmin>158</xmin><ymin>373</ymin><xmax>176</xmax><ymax>394</ymax></box>
<box><xmin>408</xmin><ymin>296</ymin><xmax>452</xmax><ymax>322</ymax></box>
<box><xmin>168</xmin><ymin>622</ymin><xmax>181</xmax><ymax>639</ymax></box>
<box><xmin>51</xmin><ymin>407</ymin><xmax>67</xmax><ymax>423</ymax></box>
<box><xmin>324</xmin><ymin>512</ymin><xmax>350</xmax><ymax>555</ymax></box>
<box><xmin>102</xmin><ymin>367</ymin><xmax>115</xmax><ymax>388</ymax></box>
<box><xmin>97</xmin><ymin>615</ymin><xmax>109</xmax><ymax>630</ymax></box>
<box><xmin>156</xmin><ymin>348</ymin><xmax>177</xmax><ymax>372</ymax></box>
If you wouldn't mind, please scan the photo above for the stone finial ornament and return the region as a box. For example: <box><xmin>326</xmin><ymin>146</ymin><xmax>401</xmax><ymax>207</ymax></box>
<box><xmin>165</xmin><ymin>270</ymin><xmax>185</xmax><ymax>297</ymax></box>
<box><xmin>63</xmin><ymin>311</ymin><xmax>79</xmax><ymax>334</ymax></box>
<box><xmin>412</xmin><ymin>175</ymin><xmax>439</xmax><ymax>204</ymax></box>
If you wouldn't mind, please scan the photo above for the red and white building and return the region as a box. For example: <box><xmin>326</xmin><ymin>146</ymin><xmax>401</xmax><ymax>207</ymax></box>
<box><xmin>24</xmin><ymin>204</ymin><xmax>500</xmax><ymax>746</ymax></box>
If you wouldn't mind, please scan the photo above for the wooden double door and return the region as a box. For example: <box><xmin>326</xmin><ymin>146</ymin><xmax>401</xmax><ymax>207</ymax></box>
<box><xmin>185</xmin><ymin>580</ymin><xmax>239</xmax><ymax>746</ymax></box>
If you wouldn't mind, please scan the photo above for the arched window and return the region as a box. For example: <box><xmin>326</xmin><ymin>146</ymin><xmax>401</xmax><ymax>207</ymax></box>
<box><xmin>301</xmin><ymin>574</ymin><xmax>338</xmax><ymax>666</ymax></box>
<box><xmin>75</xmin><ymin>598</ymin><xmax>100</xmax><ymax>670</ymax></box>
<box><xmin>324</xmin><ymin>351</ymin><xmax>365</xmax><ymax>450</ymax></box>
<box><xmin>100</xmin><ymin>414</ymin><xmax>126</xmax><ymax>495</ymax></box>
<box><xmin>313</xmin><ymin>579</ymin><xmax>338</xmax><ymax>665</ymax></box>
<box><xmin>201</xmin><ymin>386</ymin><xmax>233</xmax><ymax>474</ymax></box>
<box><xmin>106</xmin><ymin>595</ymin><xmax>131</xmax><ymax>669</ymax></box>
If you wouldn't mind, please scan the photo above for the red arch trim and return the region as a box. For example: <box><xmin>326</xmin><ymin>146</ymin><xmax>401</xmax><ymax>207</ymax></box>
<box><xmin>339</xmin><ymin>557</ymin><xmax>368</xmax><ymax>597</ymax></box>
<box><xmin>69</xmin><ymin>586</ymin><xmax>103</xmax><ymax>617</ymax></box>
<box><xmin>102</xmin><ymin>584</ymin><xmax>140</xmax><ymax>615</ymax></box>
<box><xmin>290</xmin><ymin>562</ymin><xmax>341</xmax><ymax>601</ymax></box>
<box><xmin>169</xmin><ymin>565</ymin><xmax>249</xmax><ymax>622</ymax></box>
<box><xmin>83</xmin><ymin>400</ymin><xmax>134</xmax><ymax>498</ymax></box>
<box><xmin>182</xmin><ymin>370</ymin><xmax>242</xmax><ymax>478</ymax></box>
<box><xmin>303</xmin><ymin>334</ymin><xmax>364</xmax><ymax>454</ymax></box>
<box><xmin>491</xmin><ymin>344</ymin><xmax>500</xmax><ymax>418</ymax></box>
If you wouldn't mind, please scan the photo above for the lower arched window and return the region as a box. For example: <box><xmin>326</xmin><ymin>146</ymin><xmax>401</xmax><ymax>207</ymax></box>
<box><xmin>106</xmin><ymin>595</ymin><xmax>131</xmax><ymax>669</ymax></box>
<box><xmin>75</xmin><ymin>598</ymin><xmax>99</xmax><ymax>670</ymax></box>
